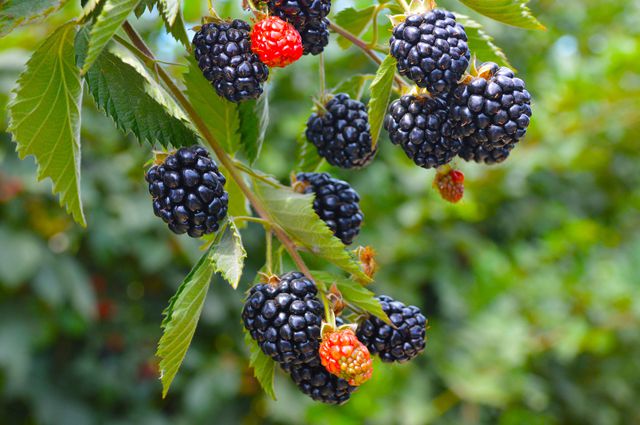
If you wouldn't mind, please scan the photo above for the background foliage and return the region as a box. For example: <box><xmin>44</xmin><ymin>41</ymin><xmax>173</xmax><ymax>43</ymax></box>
<box><xmin>1</xmin><ymin>0</ymin><xmax>639</xmax><ymax>424</ymax></box>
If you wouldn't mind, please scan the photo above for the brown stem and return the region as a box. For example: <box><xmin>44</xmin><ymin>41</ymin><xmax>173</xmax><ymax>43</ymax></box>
<box><xmin>121</xmin><ymin>21</ymin><xmax>314</xmax><ymax>279</ymax></box>
<box><xmin>327</xmin><ymin>19</ymin><xmax>407</xmax><ymax>90</ymax></box>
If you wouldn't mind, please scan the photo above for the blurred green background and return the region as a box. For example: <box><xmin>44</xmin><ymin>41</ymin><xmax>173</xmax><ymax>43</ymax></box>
<box><xmin>1</xmin><ymin>0</ymin><xmax>639</xmax><ymax>423</ymax></box>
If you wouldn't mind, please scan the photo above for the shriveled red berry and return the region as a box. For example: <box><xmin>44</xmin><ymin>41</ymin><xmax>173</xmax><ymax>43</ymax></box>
<box><xmin>319</xmin><ymin>327</ymin><xmax>373</xmax><ymax>386</ymax></box>
<box><xmin>434</xmin><ymin>167</ymin><xmax>465</xmax><ymax>203</ymax></box>
<box><xmin>251</xmin><ymin>16</ymin><xmax>303</xmax><ymax>68</ymax></box>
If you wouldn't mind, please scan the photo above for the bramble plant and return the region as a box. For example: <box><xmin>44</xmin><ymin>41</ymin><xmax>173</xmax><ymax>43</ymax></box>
<box><xmin>4</xmin><ymin>0</ymin><xmax>544</xmax><ymax>405</ymax></box>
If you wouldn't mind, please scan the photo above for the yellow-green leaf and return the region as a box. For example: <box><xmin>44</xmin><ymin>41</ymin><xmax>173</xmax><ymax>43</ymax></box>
<box><xmin>211</xmin><ymin>221</ymin><xmax>246</xmax><ymax>289</ymax></box>
<box><xmin>8</xmin><ymin>22</ymin><xmax>85</xmax><ymax>226</ymax></box>
<box><xmin>368</xmin><ymin>55</ymin><xmax>396</xmax><ymax>149</ymax></box>
<box><xmin>81</xmin><ymin>0</ymin><xmax>140</xmax><ymax>74</ymax></box>
<box><xmin>0</xmin><ymin>0</ymin><xmax>64</xmax><ymax>38</ymax></box>
<box><xmin>457</xmin><ymin>0</ymin><xmax>545</xmax><ymax>31</ymax></box>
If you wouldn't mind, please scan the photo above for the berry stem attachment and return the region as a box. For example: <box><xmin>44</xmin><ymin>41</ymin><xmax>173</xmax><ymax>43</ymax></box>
<box><xmin>120</xmin><ymin>21</ymin><xmax>315</xmax><ymax>281</ymax></box>
<box><xmin>207</xmin><ymin>0</ymin><xmax>221</xmax><ymax>20</ymax></box>
<box><xmin>265</xmin><ymin>228</ymin><xmax>273</xmax><ymax>274</ymax></box>
<box><xmin>319</xmin><ymin>52</ymin><xmax>326</xmax><ymax>101</ymax></box>
<box><xmin>398</xmin><ymin>0</ymin><xmax>411</xmax><ymax>12</ymax></box>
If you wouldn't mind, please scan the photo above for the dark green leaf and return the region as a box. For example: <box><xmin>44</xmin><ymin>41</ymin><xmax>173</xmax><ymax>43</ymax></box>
<box><xmin>158</xmin><ymin>0</ymin><xmax>189</xmax><ymax>48</ymax></box>
<box><xmin>238</xmin><ymin>87</ymin><xmax>269</xmax><ymax>164</ymax></box>
<box><xmin>8</xmin><ymin>22</ymin><xmax>85</xmax><ymax>226</ymax></box>
<box><xmin>457</xmin><ymin>0</ymin><xmax>545</xmax><ymax>31</ymax></box>
<box><xmin>76</xmin><ymin>30</ymin><xmax>198</xmax><ymax>148</ymax></box>
<box><xmin>367</xmin><ymin>55</ymin><xmax>396</xmax><ymax>149</ymax></box>
<box><xmin>183</xmin><ymin>57</ymin><xmax>241</xmax><ymax>154</ymax></box>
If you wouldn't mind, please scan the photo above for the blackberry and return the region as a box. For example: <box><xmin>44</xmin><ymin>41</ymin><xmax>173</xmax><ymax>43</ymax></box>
<box><xmin>300</xmin><ymin>18</ymin><xmax>330</xmax><ymax>56</ymax></box>
<box><xmin>458</xmin><ymin>141</ymin><xmax>515</xmax><ymax>165</ymax></box>
<box><xmin>296</xmin><ymin>172</ymin><xmax>363</xmax><ymax>245</ymax></box>
<box><xmin>357</xmin><ymin>295</ymin><xmax>427</xmax><ymax>363</ymax></box>
<box><xmin>390</xmin><ymin>9</ymin><xmax>470</xmax><ymax>95</ymax></box>
<box><xmin>242</xmin><ymin>272</ymin><xmax>323</xmax><ymax>367</ymax></box>
<box><xmin>383</xmin><ymin>94</ymin><xmax>461</xmax><ymax>168</ymax></box>
<box><xmin>193</xmin><ymin>20</ymin><xmax>269</xmax><ymax>103</ymax></box>
<box><xmin>306</xmin><ymin>93</ymin><xmax>377</xmax><ymax>169</ymax></box>
<box><xmin>266</xmin><ymin>0</ymin><xmax>331</xmax><ymax>29</ymax></box>
<box><xmin>145</xmin><ymin>146</ymin><xmax>228</xmax><ymax>238</ymax></box>
<box><xmin>449</xmin><ymin>62</ymin><xmax>532</xmax><ymax>164</ymax></box>
<box><xmin>289</xmin><ymin>362</ymin><xmax>356</xmax><ymax>405</ymax></box>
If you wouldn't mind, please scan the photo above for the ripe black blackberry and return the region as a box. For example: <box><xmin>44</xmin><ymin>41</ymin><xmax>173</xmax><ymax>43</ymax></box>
<box><xmin>242</xmin><ymin>272</ymin><xmax>323</xmax><ymax>367</ymax></box>
<box><xmin>306</xmin><ymin>93</ymin><xmax>377</xmax><ymax>169</ymax></box>
<box><xmin>289</xmin><ymin>362</ymin><xmax>357</xmax><ymax>405</ymax></box>
<box><xmin>295</xmin><ymin>172</ymin><xmax>363</xmax><ymax>245</ymax></box>
<box><xmin>193</xmin><ymin>20</ymin><xmax>269</xmax><ymax>103</ymax></box>
<box><xmin>383</xmin><ymin>94</ymin><xmax>461</xmax><ymax>169</ymax></box>
<box><xmin>449</xmin><ymin>62</ymin><xmax>532</xmax><ymax>164</ymax></box>
<box><xmin>390</xmin><ymin>9</ymin><xmax>470</xmax><ymax>95</ymax></box>
<box><xmin>357</xmin><ymin>295</ymin><xmax>427</xmax><ymax>363</ymax></box>
<box><xmin>300</xmin><ymin>18</ymin><xmax>330</xmax><ymax>56</ymax></box>
<box><xmin>266</xmin><ymin>0</ymin><xmax>331</xmax><ymax>29</ymax></box>
<box><xmin>145</xmin><ymin>146</ymin><xmax>228</xmax><ymax>238</ymax></box>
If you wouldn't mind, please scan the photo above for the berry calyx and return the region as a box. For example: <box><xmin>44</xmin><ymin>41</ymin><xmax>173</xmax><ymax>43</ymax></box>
<box><xmin>319</xmin><ymin>325</ymin><xmax>373</xmax><ymax>386</ymax></box>
<box><xmin>251</xmin><ymin>16</ymin><xmax>303</xmax><ymax>68</ymax></box>
<box><xmin>434</xmin><ymin>166</ymin><xmax>465</xmax><ymax>203</ymax></box>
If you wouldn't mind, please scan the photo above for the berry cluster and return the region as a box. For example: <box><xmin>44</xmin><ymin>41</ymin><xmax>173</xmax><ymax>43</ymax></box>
<box><xmin>266</xmin><ymin>0</ymin><xmax>331</xmax><ymax>55</ymax></box>
<box><xmin>242</xmin><ymin>272</ymin><xmax>358</xmax><ymax>404</ymax></box>
<box><xmin>145</xmin><ymin>147</ymin><xmax>228</xmax><ymax>238</ymax></box>
<box><xmin>385</xmin><ymin>8</ymin><xmax>532</xmax><ymax>169</ymax></box>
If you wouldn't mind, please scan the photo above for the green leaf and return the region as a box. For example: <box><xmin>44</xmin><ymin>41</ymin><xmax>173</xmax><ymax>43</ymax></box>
<box><xmin>244</xmin><ymin>331</ymin><xmax>277</xmax><ymax>400</ymax></box>
<box><xmin>221</xmin><ymin>166</ymin><xmax>251</xmax><ymax>223</ymax></box>
<box><xmin>295</xmin><ymin>127</ymin><xmax>323</xmax><ymax>172</ymax></box>
<box><xmin>457</xmin><ymin>14</ymin><xmax>513</xmax><ymax>69</ymax></box>
<box><xmin>158</xmin><ymin>0</ymin><xmax>189</xmax><ymax>48</ymax></box>
<box><xmin>211</xmin><ymin>221</ymin><xmax>246</xmax><ymax>289</ymax></box>
<box><xmin>76</xmin><ymin>30</ymin><xmax>198</xmax><ymax>148</ymax></box>
<box><xmin>238</xmin><ymin>87</ymin><xmax>269</xmax><ymax>164</ymax></box>
<box><xmin>253</xmin><ymin>180</ymin><xmax>371</xmax><ymax>283</ymax></box>
<box><xmin>8</xmin><ymin>22</ymin><xmax>85</xmax><ymax>226</ymax></box>
<box><xmin>0</xmin><ymin>0</ymin><xmax>64</xmax><ymax>38</ymax></box>
<box><xmin>81</xmin><ymin>0</ymin><xmax>140</xmax><ymax>74</ymax></box>
<box><xmin>367</xmin><ymin>55</ymin><xmax>396</xmax><ymax>149</ymax></box>
<box><xmin>183</xmin><ymin>57</ymin><xmax>241</xmax><ymax>154</ymax></box>
<box><xmin>157</xmin><ymin>247</ymin><xmax>214</xmax><ymax>397</ymax></box>
<box><xmin>332</xmin><ymin>74</ymin><xmax>372</xmax><ymax>100</ymax></box>
<box><xmin>134</xmin><ymin>0</ymin><xmax>153</xmax><ymax>17</ymax></box>
<box><xmin>80</xmin><ymin>0</ymin><xmax>102</xmax><ymax>20</ymax></box>
<box><xmin>334</xmin><ymin>6</ymin><xmax>377</xmax><ymax>49</ymax></box>
<box><xmin>313</xmin><ymin>271</ymin><xmax>391</xmax><ymax>325</ymax></box>
<box><xmin>456</xmin><ymin>0</ymin><xmax>545</xmax><ymax>31</ymax></box>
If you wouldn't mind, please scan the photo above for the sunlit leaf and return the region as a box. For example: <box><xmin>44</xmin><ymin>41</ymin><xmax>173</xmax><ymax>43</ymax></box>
<box><xmin>457</xmin><ymin>0</ymin><xmax>545</xmax><ymax>31</ymax></box>
<box><xmin>8</xmin><ymin>22</ymin><xmax>85</xmax><ymax>226</ymax></box>
<box><xmin>368</xmin><ymin>55</ymin><xmax>396</xmax><ymax>149</ymax></box>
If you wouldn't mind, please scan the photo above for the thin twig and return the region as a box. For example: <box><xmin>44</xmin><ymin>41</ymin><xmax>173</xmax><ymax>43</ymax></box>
<box><xmin>120</xmin><ymin>21</ymin><xmax>314</xmax><ymax>280</ymax></box>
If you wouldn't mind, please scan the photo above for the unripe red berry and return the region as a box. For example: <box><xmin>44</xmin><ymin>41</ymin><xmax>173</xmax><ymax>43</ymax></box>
<box><xmin>251</xmin><ymin>16</ymin><xmax>303</xmax><ymax>68</ymax></box>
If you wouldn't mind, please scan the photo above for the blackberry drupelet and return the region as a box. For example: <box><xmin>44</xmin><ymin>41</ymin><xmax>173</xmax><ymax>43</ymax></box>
<box><xmin>289</xmin><ymin>362</ymin><xmax>357</xmax><ymax>405</ymax></box>
<box><xmin>296</xmin><ymin>172</ymin><xmax>363</xmax><ymax>245</ymax></box>
<box><xmin>266</xmin><ymin>0</ymin><xmax>331</xmax><ymax>29</ymax></box>
<box><xmin>306</xmin><ymin>93</ymin><xmax>376</xmax><ymax>169</ymax></box>
<box><xmin>357</xmin><ymin>295</ymin><xmax>427</xmax><ymax>363</ymax></box>
<box><xmin>390</xmin><ymin>9</ymin><xmax>470</xmax><ymax>95</ymax></box>
<box><xmin>299</xmin><ymin>18</ymin><xmax>330</xmax><ymax>55</ymax></box>
<box><xmin>383</xmin><ymin>94</ymin><xmax>461</xmax><ymax>168</ymax></box>
<box><xmin>145</xmin><ymin>146</ymin><xmax>228</xmax><ymax>238</ymax></box>
<box><xmin>193</xmin><ymin>20</ymin><xmax>269</xmax><ymax>103</ymax></box>
<box><xmin>242</xmin><ymin>272</ymin><xmax>323</xmax><ymax>367</ymax></box>
<box><xmin>449</xmin><ymin>62</ymin><xmax>532</xmax><ymax>164</ymax></box>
